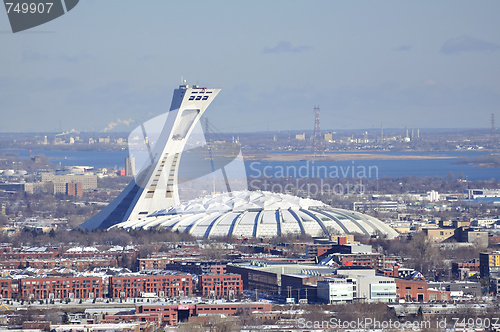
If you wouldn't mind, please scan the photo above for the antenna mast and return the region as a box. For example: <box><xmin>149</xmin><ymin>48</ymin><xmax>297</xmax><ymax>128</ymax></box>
<box><xmin>313</xmin><ymin>106</ymin><xmax>324</xmax><ymax>156</ymax></box>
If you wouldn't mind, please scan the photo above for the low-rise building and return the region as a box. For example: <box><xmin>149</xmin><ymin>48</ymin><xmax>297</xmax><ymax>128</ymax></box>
<box><xmin>0</xmin><ymin>279</ymin><xmax>12</xmax><ymax>299</ymax></box>
<box><xmin>166</xmin><ymin>260</ymin><xmax>227</xmax><ymax>275</ymax></box>
<box><xmin>227</xmin><ymin>261</ymin><xmax>337</xmax><ymax>296</ymax></box>
<box><xmin>427</xmin><ymin>281</ymin><xmax>481</xmax><ymax>298</ymax></box>
<box><xmin>422</xmin><ymin>227</ymin><xmax>456</xmax><ymax>242</ymax></box>
<box><xmin>356</xmin><ymin>276</ymin><xmax>397</xmax><ymax>303</ymax></box>
<box><xmin>137</xmin><ymin>302</ymin><xmax>272</xmax><ymax>326</ymax></box>
<box><xmin>198</xmin><ymin>274</ymin><xmax>242</xmax><ymax>298</ymax></box>
<box><xmin>317</xmin><ymin>275</ymin><xmax>396</xmax><ymax>304</ymax></box>
<box><xmin>109</xmin><ymin>274</ymin><xmax>192</xmax><ymax>299</ymax></box>
<box><xmin>489</xmin><ymin>276</ymin><xmax>500</xmax><ymax>295</ymax></box>
<box><xmin>395</xmin><ymin>279</ymin><xmax>427</xmax><ymax>302</ymax></box>
<box><xmin>19</xmin><ymin>276</ymin><xmax>104</xmax><ymax>300</ymax></box>
<box><xmin>317</xmin><ymin>277</ymin><xmax>355</xmax><ymax>304</ymax></box>
<box><xmin>451</xmin><ymin>259</ymin><xmax>480</xmax><ymax>279</ymax></box>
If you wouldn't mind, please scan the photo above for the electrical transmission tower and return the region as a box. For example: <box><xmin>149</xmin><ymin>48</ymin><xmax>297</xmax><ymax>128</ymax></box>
<box><xmin>313</xmin><ymin>106</ymin><xmax>324</xmax><ymax>156</ymax></box>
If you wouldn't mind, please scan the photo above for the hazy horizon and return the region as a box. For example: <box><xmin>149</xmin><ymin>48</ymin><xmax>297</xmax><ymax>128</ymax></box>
<box><xmin>1</xmin><ymin>1</ymin><xmax>499</xmax><ymax>133</ymax></box>
<box><xmin>0</xmin><ymin>126</ymin><xmax>494</xmax><ymax>136</ymax></box>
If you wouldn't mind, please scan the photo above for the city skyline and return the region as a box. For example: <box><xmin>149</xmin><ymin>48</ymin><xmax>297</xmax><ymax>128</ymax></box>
<box><xmin>1</xmin><ymin>1</ymin><xmax>499</xmax><ymax>132</ymax></box>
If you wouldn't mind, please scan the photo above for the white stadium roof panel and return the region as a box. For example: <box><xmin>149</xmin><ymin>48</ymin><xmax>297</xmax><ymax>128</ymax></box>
<box><xmin>112</xmin><ymin>190</ymin><xmax>399</xmax><ymax>239</ymax></box>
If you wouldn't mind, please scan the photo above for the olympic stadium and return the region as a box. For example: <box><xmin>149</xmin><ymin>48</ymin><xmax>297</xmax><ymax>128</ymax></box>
<box><xmin>80</xmin><ymin>84</ymin><xmax>399</xmax><ymax>240</ymax></box>
<box><xmin>110</xmin><ymin>190</ymin><xmax>399</xmax><ymax>239</ymax></box>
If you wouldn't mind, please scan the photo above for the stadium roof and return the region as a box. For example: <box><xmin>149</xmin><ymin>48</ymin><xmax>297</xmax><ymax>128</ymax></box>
<box><xmin>112</xmin><ymin>190</ymin><xmax>399</xmax><ymax>239</ymax></box>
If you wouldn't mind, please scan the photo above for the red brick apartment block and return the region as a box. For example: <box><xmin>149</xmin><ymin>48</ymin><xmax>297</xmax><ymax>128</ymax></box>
<box><xmin>0</xmin><ymin>257</ymin><xmax>115</xmax><ymax>271</ymax></box>
<box><xmin>0</xmin><ymin>279</ymin><xmax>12</xmax><ymax>299</ymax></box>
<box><xmin>0</xmin><ymin>260</ymin><xmax>23</xmax><ymax>269</ymax></box>
<box><xmin>198</xmin><ymin>274</ymin><xmax>242</xmax><ymax>298</ymax></box>
<box><xmin>19</xmin><ymin>277</ymin><xmax>103</xmax><ymax>300</ymax></box>
<box><xmin>0</xmin><ymin>247</ymin><xmax>60</xmax><ymax>260</ymax></box>
<box><xmin>66</xmin><ymin>182</ymin><xmax>83</xmax><ymax>198</ymax></box>
<box><xmin>109</xmin><ymin>275</ymin><xmax>192</xmax><ymax>298</ymax></box>
<box><xmin>138</xmin><ymin>256</ymin><xmax>173</xmax><ymax>270</ymax></box>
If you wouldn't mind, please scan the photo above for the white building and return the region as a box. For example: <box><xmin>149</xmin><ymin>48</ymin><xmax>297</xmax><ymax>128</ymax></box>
<box><xmin>317</xmin><ymin>277</ymin><xmax>356</xmax><ymax>304</ymax></box>
<box><xmin>317</xmin><ymin>275</ymin><xmax>396</xmax><ymax>304</ymax></box>
<box><xmin>356</xmin><ymin>276</ymin><xmax>396</xmax><ymax>303</ymax></box>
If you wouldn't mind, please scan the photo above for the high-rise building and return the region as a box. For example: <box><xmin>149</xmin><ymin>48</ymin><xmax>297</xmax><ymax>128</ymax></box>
<box><xmin>125</xmin><ymin>156</ymin><xmax>135</xmax><ymax>177</ymax></box>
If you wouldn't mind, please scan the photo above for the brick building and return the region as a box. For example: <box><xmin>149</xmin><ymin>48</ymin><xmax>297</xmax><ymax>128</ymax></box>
<box><xmin>66</xmin><ymin>182</ymin><xmax>83</xmax><ymax>198</ymax></box>
<box><xmin>138</xmin><ymin>256</ymin><xmax>173</xmax><ymax>270</ymax></box>
<box><xmin>102</xmin><ymin>313</ymin><xmax>162</xmax><ymax>328</ymax></box>
<box><xmin>138</xmin><ymin>304</ymin><xmax>186</xmax><ymax>326</ymax></box>
<box><xmin>19</xmin><ymin>276</ymin><xmax>103</xmax><ymax>300</ymax></box>
<box><xmin>0</xmin><ymin>257</ymin><xmax>116</xmax><ymax>271</ymax></box>
<box><xmin>61</xmin><ymin>247</ymin><xmax>138</xmax><ymax>262</ymax></box>
<box><xmin>109</xmin><ymin>274</ymin><xmax>192</xmax><ymax>298</ymax></box>
<box><xmin>166</xmin><ymin>261</ymin><xmax>227</xmax><ymax>275</ymax></box>
<box><xmin>198</xmin><ymin>274</ymin><xmax>242</xmax><ymax>298</ymax></box>
<box><xmin>137</xmin><ymin>302</ymin><xmax>272</xmax><ymax>326</ymax></box>
<box><xmin>395</xmin><ymin>279</ymin><xmax>428</xmax><ymax>302</ymax></box>
<box><xmin>332</xmin><ymin>252</ymin><xmax>384</xmax><ymax>270</ymax></box>
<box><xmin>304</xmin><ymin>244</ymin><xmax>333</xmax><ymax>258</ymax></box>
<box><xmin>451</xmin><ymin>260</ymin><xmax>480</xmax><ymax>279</ymax></box>
<box><xmin>0</xmin><ymin>279</ymin><xmax>12</xmax><ymax>299</ymax></box>
<box><xmin>0</xmin><ymin>247</ymin><xmax>60</xmax><ymax>260</ymax></box>
<box><xmin>22</xmin><ymin>321</ymin><xmax>51</xmax><ymax>330</ymax></box>
<box><xmin>0</xmin><ymin>260</ymin><xmax>23</xmax><ymax>269</ymax></box>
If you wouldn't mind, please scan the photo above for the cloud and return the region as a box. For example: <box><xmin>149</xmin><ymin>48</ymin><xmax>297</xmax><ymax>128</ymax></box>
<box><xmin>263</xmin><ymin>41</ymin><xmax>313</xmax><ymax>54</ymax></box>
<box><xmin>394</xmin><ymin>45</ymin><xmax>412</xmax><ymax>52</ymax></box>
<box><xmin>441</xmin><ymin>35</ymin><xmax>500</xmax><ymax>54</ymax></box>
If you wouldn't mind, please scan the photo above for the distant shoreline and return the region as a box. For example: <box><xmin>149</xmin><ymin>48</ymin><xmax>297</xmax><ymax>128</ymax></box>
<box><xmin>243</xmin><ymin>152</ymin><xmax>457</xmax><ymax>161</ymax></box>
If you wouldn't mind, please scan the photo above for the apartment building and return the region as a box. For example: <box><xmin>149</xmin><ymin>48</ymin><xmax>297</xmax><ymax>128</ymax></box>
<box><xmin>198</xmin><ymin>274</ymin><xmax>242</xmax><ymax>298</ymax></box>
<box><xmin>109</xmin><ymin>274</ymin><xmax>192</xmax><ymax>298</ymax></box>
<box><xmin>18</xmin><ymin>276</ymin><xmax>103</xmax><ymax>300</ymax></box>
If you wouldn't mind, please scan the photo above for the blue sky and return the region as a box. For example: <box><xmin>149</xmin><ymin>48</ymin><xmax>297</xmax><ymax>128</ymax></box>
<box><xmin>1</xmin><ymin>1</ymin><xmax>499</xmax><ymax>132</ymax></box>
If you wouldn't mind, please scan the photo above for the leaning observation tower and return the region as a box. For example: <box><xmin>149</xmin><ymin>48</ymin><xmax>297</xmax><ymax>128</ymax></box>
<box><xmin>81</xmin><ymin>84</ymin><xmax>226</xmax><ymax>230</ymax></box>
